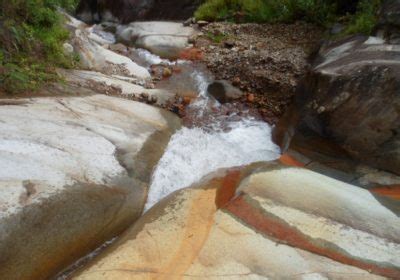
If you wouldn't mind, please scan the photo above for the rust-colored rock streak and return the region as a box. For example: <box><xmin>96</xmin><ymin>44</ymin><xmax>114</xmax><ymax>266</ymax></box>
<box><xmin>215</xmin><ymin>170</ymin><xmax>242</xmax><ymax>208</ymax></box>
<box><xmin>179</xmin><ymin>48</ymin><xmax>203</xmax><ymax>61</ymax></box>
<box><xmin>224</xmin><ymin>195</ymin><xmax>400</xmax><ymax>279</ymax></box>
<box><xmin>162</xmin><ymin>169</ymin><xmax>245</xmax><ymax>278</ymax></box>
<box><xmin>279</xmin><ymin>154</ymin><xmax>306</xmax><ymax>168</ymax></box>
<box><xmin>370</xmin><ymin>185</ymin><xmax>400</xmax><ymax>200</ymax></box>
<box><xmin>158</xmin><ymin>188</ymin><xmax>217</xmax><ymax>279</ymax></box>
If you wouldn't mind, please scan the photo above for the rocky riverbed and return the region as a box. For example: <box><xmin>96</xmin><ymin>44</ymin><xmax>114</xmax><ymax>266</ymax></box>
<box><xmin>0</xmin><ymin>3</ymin><xmax>400</xmax><ymax>279</ymax></box>
<box><xmin>194</xmin><ymin>22</ymin><xmax>323</xmax><ymax>122</ymax></box>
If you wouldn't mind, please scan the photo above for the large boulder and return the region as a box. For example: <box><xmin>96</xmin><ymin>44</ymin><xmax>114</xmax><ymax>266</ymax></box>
<box><xmin>71</xmin><ymin>162</ymin><xmax>400</xmax><ymax>279</ymax></box>
<box><xmin>277</xmin><ymin>35</ymin><xmax>400</xmax><ymax>176</ymax></box>
<box><xmin>0</xmin><ymin>94</ymin><xmax>181</xmax><ymax>280</ymax></box>
<box><xmin>75</xmin><ymin>0</ymin><xmax>203</xmax><ymax>24</ymax></box>
<box><xmin>116</xmin><ymin>22</ymin><xmax>196</xmax><ymax>59</ymax></box>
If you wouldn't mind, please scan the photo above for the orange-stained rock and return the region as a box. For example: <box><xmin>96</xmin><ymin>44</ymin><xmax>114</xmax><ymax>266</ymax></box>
<box><xmin>247</xmin><ymin>93</ymin><xmax>255</xmax><ymax>102</ymax></box>
<box><xmin>182</xmin><ymin>96</ymin><xmax>192</xmax><ymax>105</ymax></box>
<box><xmin>162</xmin><ymin>67</ymin><xmax>172</xmax><ymax>78</ymax></box>
<box><xmin>279</xmin><ymin>153</ymin><xmax>306</xmax><ymax>167</ymax></box>
<box><xmin>179</xmin><ymin>47</ymin><xmax>203</xmax><ymax>61</ymax></box>
<box><xmin>72</xmin><ymin>162</ymin><xmax>399</xmax><ymax>279</ymax></box>
<box><xmin>371</xmin><ymin>185</ymin><xmax>400</xmax><ymax>200</ymax></box>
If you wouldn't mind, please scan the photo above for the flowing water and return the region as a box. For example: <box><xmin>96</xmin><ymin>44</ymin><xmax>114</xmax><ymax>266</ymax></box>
<box><xmin>145</xmin><ymin>120</ymin><xmax>280</xmax><ymax>210</ymax></box>
<box><xmin>57</xmin><ymin>25</ymin><xmax>280</xmax><ymax>279</ymax></box>
<box><xmin>130</xmin><ymin>49</ymin><xmax>281</xmax><ymax>211</ymax></box>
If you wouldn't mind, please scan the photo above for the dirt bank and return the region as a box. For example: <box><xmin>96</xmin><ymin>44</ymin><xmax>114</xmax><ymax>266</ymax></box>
<box><xmin>194</xmin><ymin>22</ymin><xmax>323</xmax><ymax>123</ymax></box>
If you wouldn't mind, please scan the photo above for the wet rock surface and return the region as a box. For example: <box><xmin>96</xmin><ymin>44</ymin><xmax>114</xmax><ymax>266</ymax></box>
<box><xmin>71</xmin><ymin>162</ymin><xmax>400</xmax><ymax>279</ymax></box>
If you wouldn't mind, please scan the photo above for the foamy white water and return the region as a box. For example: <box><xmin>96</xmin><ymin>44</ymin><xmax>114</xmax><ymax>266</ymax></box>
<box><xmin>131</xmin><ymin>42</ymin><xmax>280</xmax><ymax>212</ymax></box>
<box><xmin>144</xmin><ymin>120</ymin><xmax>280</xmax><ymax>211</ymax></box>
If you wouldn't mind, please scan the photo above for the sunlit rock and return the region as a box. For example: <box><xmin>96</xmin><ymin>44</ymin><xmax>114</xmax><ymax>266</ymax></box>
<box><xmin>0</xmin><ymin>95</ymin><xmax>180</xmax><ymax>280</ymax></box>
<box><xmin>72</xmin><ymin>163</ymin><xmax>400</xmax><ymax>279</ymax></box>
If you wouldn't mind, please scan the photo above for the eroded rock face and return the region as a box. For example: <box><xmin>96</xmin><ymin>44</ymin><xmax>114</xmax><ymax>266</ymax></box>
<box><xmin>71</xmin><ymin>162</ymin><xmax>400</xmax><ymax>279</ymax></box>
<box><xmin>0</xmin><ymin>94</ymin><xmax>181</xmax><ymax>280</ymax></box>
<box><xmin>279</xmin><ymin>35</ymin><xmax>400</xmax><ymax>175</ymax></box>
<box><xmin>75</xmin><ymin>0</ymin><xmax>203</xmax><ymax>24</ymax></box>
<box><xmin>116</xmin><ymin>22</ymin><xmax>196</xmax><ymax>59</ymax></box>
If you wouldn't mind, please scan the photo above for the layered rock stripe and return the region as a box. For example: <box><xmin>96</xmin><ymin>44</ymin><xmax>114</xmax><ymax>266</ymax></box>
<box><xmin>73</xmin><ymin>163</ymin><xmax>399</xmax><ymax>279</ymax></box>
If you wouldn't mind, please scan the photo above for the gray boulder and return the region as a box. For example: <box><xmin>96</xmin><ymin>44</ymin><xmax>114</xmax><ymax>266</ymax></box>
<box><xmin>207</xmin><ymin>80</ymin><xmax>245</xmax><ymax>103</ymax></box>
<box><xmin>116</xmin><ymin>22</ymin><xmax>195</xmax><ymax>59</ymax></box>
<box><xmin>277</xmin><ymin>35</ymin><xmax>400</xmax><ymax>176</ymax></box>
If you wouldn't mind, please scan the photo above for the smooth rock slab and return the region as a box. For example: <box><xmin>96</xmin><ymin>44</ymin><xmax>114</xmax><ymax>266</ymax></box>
<box><xmin>64</xmin><ymin>14</ymin><xmax>150</xmax><ymax>80</ymax></box>
<box><xmin>60</xmin><ymin>69</ymin><xmax>175</xmax><ymax>105</ymax></box>
<box><xmin>117</xmin><ymin>22</ymin><xmax>196</xmax><ymax>59</ymax></box>
<box><xmin>72</xmin><ymin>163</ymin><xmax>399</xmax><ymax>279</ymax></box>
<box><xmin>0</xmin><ymin>94</ymin><xmax>181</xmax><ymax>280</ymax></box>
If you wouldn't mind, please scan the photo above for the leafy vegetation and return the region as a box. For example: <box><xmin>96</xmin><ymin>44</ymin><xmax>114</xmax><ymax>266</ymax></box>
<box><xmin>195</xmin><ymin>0</ymin><xmax>381</xmax><ymax>34</ymax></box>
<box><xmin>0</xmin><ymin>0</ymin><xmax>79</xmax><ymax>94</ymax></box>
<box><xmin>345</xmin><ymin>0</ymin><xmax>382</xmax><ymax>35</ymax></box>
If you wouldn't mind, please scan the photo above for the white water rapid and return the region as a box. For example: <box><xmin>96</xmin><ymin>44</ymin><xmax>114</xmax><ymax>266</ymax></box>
<box><xmin>145</xmin><ymin>119</ymin><xmax>280</xmax><ymax>210</ymax></box>
<box><xmin>140</xmin><ymin>54</ymin><xmax>281</xmax><ymax>211</ymax></box>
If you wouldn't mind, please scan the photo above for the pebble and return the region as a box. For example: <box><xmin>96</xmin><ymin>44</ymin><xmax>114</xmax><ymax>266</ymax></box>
<box><xmin>162</xmin><ymin>68</ymin><xmax>172</xmax><ymax>78</ymax></box>
<box><xmin>247</xmin><ymin>94</ymin><xmax>255</xmax><ymax>102</ymax></box>
<box><xmin>197</xmin><ymin>21</ymin><xmax>209</xmax><ymax>27</ymax></box>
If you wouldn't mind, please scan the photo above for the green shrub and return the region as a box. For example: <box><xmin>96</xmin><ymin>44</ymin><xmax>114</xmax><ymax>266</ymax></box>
<box><xmin>0</xmin><ymin>0</ymin><xmax>79</xmax><ymax>94</ymax></box>
<box><xmin>345</xmin><ymin>0</ymin><xmax>381</xmax><ymax>35</ymax></box>
<box><xmin>195</xmin><ymin>0</ymin><xmax>381</xmax><ymax>33</ymax></box>
<box><xmin>195</xmin><ymin>0</ymin><xmax>336</xmax><ymax>25</ymax></box>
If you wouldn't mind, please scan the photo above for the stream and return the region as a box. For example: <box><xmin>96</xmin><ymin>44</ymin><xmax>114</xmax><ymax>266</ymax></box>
<box><xmin>91</xmin><ymin>23</ymin><xmax>281</xmax><ymax>212</ymax></box>
<box><xmin>128</xmin><ymin>48</ymin><xmax>281</xmax><ymax>211</ymax></box>
<box><xmin>58</xmin><ymin>24</ymin><xmax>281</xmax><ymax>279</ymax></box>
